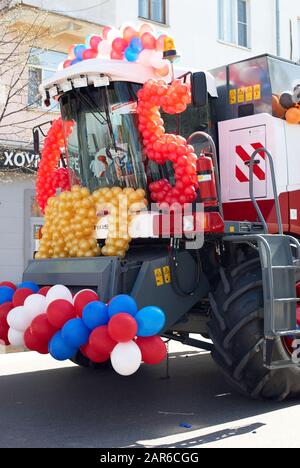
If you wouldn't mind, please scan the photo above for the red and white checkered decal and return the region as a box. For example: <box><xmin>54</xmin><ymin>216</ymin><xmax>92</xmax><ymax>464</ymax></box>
<box><xmin>235</xmin><ymin>142</ymin><xmax>266</xmax><ymax>183</ymax></box>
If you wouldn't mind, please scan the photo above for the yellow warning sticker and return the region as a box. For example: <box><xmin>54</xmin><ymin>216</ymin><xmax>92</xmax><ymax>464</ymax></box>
<box><xmin>229</xmin><ymin>89</ymin><xmax>237</xmax><ymax>105</ymax></box>
<box><xmin>253</xmin><ymin>84</ymin><xmax>261</xmax><ymax>100</ymax></box>
<box><xmin>246</xmin><ymin>86</ymin><xmax>253</xmax><ymax>102</ymax></box>
<box><xmin>163</xmin><ymin>266</ymin><xmax>171</xmax><ymax>284</ymax></box>
<box><xmin>154</xmin><ymin>268</ymin><xmax>164</xmax><ymax>287</ymax></box>
<box><xmin>238</xmin><ymin>88</ymin><xmax>245</xmax><ymax>103</ymax></box>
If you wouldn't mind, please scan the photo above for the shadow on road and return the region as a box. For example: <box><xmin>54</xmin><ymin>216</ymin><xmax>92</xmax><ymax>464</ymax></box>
<box><xmin>0</xmin><ymin>351</ymin><xmax>296</xmax><ymax>447</ymax></box>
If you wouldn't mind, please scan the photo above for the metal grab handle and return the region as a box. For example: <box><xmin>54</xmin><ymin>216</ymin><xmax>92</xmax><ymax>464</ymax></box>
<box><xmin>187</xmin><ymin>131</ymin><xmax>223</xmax><ymax>218</ymax></box>
<box><xmin>249</xmin><ymin>147</ymin><xmax>283</xmax><ymax>235</ymax></box>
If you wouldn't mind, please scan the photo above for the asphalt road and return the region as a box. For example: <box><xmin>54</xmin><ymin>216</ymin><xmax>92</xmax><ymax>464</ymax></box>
<box><xmin>0</xmin><ymin>342</ymin><xmax>299</xmax><ymax>448</ymax></box>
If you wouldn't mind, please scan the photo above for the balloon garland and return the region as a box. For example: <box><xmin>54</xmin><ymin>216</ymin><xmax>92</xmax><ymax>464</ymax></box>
<box><xmin>137</xmin><ymin>79</ymin><xmax>199</xmax><ymax>207</ymax></box>
<box><xmin>0</xmin><ymin>283</ymin><xmax>167</xmax><ymax>376</ymax></box>
<box><xmin>36</xmin><ymin>185</ymin><xmax>148</xmax><ymax>260</ymax></box>
<box><xmin>36</xmin><ymin>118</ymin><xmax>73</xmax><ymax>214</ymax></box>
<box><xmin>63</xmin><ymin>22</ymin><xmax>171</xmax><ymax>78</ymax></box>
<box><xmin>273</xmin><ymin>86</ymin><xmax>300</xmax><ymax>124</ymax></box>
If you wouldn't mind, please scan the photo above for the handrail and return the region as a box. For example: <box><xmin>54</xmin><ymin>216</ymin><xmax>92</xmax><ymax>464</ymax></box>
<box><xmin>187</xmin><ymin>131</ymin><xmax>223</xmax><ymax>218</ymax></box>
<box><xmin>249</xmin><ymin>147</ymin><xmax>283</xmax><ymax>235</ymax></box>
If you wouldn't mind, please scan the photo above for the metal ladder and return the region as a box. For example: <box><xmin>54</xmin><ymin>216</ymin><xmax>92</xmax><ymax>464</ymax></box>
<box><xmin>225</xmin><ymin>147</ymin><xmax>300</xmax><ymax>370</ymax></box>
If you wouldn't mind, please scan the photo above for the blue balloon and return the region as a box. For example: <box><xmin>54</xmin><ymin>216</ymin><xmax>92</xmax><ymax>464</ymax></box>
<box><xmin>130</xmin><ymin>37</ymin><xmax>143</xmax><ymax>53</ymax></box>
<box><xmin>125</xmin><ymin>47</ymin><xmax>139</xmax><ymax>62</ymax></box>
<box><xmin>0</xmin><ymin>286</ymin><xmax>14</xmax><ymax>305</ymax></box>
<box><xmin>135</xmin><ymin>306</ymin><xmax>166</xmax><ymax>337</ymax></box>
<box><xmin>74</xmin><ymin>44</ymin><xmax>86</xmax><ymax>60</ymax></box>
<box><xmin>49</xmin><ymin>331</ymin><xmax>77</xmax><ymax>361</ymax></box>
<box><xmin>17</xmin><ymin>281</ymin><xmax>39</xmax><ymax>293</ymax></box>
<box><xmin>82</xmin><ymin>301</ymin><xmax>109</xmax><ymax>330</ymax></box>
<box><xmin>61</xmin><ymin>318</ymin><xmax>90</xmax><ymax>348</ymax></box>
<box><xmin>71</xmin><ymin>58</ymin><xmax>81</xmax><ymax>65</ymax></box>
<box><xmin>108</xmin><ymin>295</ymin><xmax>138</xmax><ymax>318</ymax></box>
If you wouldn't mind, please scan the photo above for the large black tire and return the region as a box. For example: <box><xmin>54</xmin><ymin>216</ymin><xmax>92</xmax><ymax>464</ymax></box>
<box><xmin>71</xmin><ymin>351</ymin><xmax>111</xmax><ymax>370</ymax></box>
<box><xmin>208</xmin><ymin>257</ymin><xmax>300</xmax><ymax>401</ymax></box>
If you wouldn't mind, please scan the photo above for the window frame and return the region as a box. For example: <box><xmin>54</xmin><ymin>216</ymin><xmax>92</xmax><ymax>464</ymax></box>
<box><xmin>218</xmin><ymin>0</ymin><xmax>251</xmax><ymax>49</ymax></box>
<box><xmin>138</xmin><ymin>0</ymin><xmax>167</xmax><ymax>25</ymax></box>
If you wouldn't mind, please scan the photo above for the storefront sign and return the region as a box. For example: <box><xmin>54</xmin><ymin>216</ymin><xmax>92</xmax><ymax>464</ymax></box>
<box><xmin>0</xmin><ymin>148</ymin><xmax>40</xmax><ymax>173</ymax></box>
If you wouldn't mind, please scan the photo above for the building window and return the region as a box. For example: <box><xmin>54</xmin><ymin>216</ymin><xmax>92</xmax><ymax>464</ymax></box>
<box><xmin>218</xmin><ymin>0</ymin><xmax>250</xmax><ymax>48</ymax></box>
<box><xmin>28</xmin><ymin>48</ymin><xmax>67</xmax><ymax>109</ymax></box>
<box><xmin>139</xmin><ymin>0</ymin><xmax>166</xmax><ymax>24</ymax></box>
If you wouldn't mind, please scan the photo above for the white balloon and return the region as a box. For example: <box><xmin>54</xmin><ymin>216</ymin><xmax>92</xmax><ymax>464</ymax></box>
<box><xmin>8</xmin><ymin>328</ymin><xmax>25</xmax><ymax>347</ymax></box>
<box><xmin>24</xmin><ymin>294</ymin><xmax>46</xmax><ymax>320</ymax></box>
<box><xmin>7</xmin><ymin>307</ymin><xmax>31</xmax><ymax>332</ymax></box>
<box><xmin>46</xmin><ymin>285</ymin><xmax>73</xmax><ymax>307</ymax></box>
<box><xmin>98</xmin><ymin>39</ymin><xmax>112</xmax><ymax>58</ymax></box>
<box><xmin>57</xmin><ymin>61</ymin><xmax>64</xmax><ymax>71</ymax></box>
<box><xmin>111</xmin><ymin>341</ymin><xmax>142</xmax><ymax>376</ymax></box>
<box><xmin>106</xmin><ymin>28</ymin><xmax>121</xmax><ymax>44</ymax></box>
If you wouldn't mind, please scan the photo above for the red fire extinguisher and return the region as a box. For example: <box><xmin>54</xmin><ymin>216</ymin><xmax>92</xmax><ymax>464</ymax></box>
<box><xmin>197</xmin><ymin>152</ymin><xmax>218</xmax><ymax>209</ymax></box>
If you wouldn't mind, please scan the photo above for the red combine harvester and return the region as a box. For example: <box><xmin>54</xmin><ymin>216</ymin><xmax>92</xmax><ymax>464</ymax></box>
<box><xmin>25</xmin><ymin>52</ymin><xmax>300</xmax><ymax>400</ymax></box>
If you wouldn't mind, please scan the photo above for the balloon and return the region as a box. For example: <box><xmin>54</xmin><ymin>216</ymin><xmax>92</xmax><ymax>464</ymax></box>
<box><xmin>141</xmin><ymin>32</ymin><xmax>156</xmax><ymax>50</ymax></box>
<box><xmin>46</xmin><ymin>299</ymin><xmax>76</xmax><ymax>329</ymax></box>
<box><xmin>90</xmin><ymin>35</ymin><xmax>102</xmax><ymax>51</ymax></box>
<box><xmin>7</xmin><ymin>306</ymin><xmax>31</xmax><ymax>332</ymax></box>
<box><xmin>111</xmin><ymin>50</ymin><xmax>124</xmax><ymax>60</ymax></box>
<box><xmin>123</xmin><ymin>26</ymin><xmax>139</xmax><ymax>42</ymax></box>
<box><xmin>102</xmin><ymin>26</ymin><xmax>112</xmax><ymax>40</ymax></box>
<box><xmin>74</xmin><ymin>290</ymin><xmax>99</xmax><ymax>317</ymax></box>
<box><xmin>98</xmin><ymin>40</ymin><xmax>112</xmax><ymax>57</ymax></box>
<box><xmin>82</xmin><ymin>301</ymin><xmax>109</xmax><ymax>330</ymax></box>
<box><xmin>81</xmin><ymin>344</ymin><xmax>110</xmax><ymax>363</ymax></box>
<box><xmin>130</xmin><ymin>37</ymin><xmax>143</xmax><ymax>53</ymax></box>
<box><xmin>46</xmin><ymin>285</ymin><xmax>73</xmax><ymax>307</ymax></box>
<box><xmin>156</xmin><ymin>34</ymin><xmax>168</xmax><ymax>51</ymax></box>
<box><xmin>83</xmin><ymin>49</ymin><xmax>98</xmax><ymax>60</ymax></box>
<box><xmin>0</xmin><ymin>286</ymin><xmax>15</xmax><ymax>305</ymax></box>
<box><xmin>24</xmin><ymin>294</ymin><xmax>46</xmax><ymax>321</ymax></box>
<box><xmin>110</xmin><ymin>341</ymin><xmax>142</xmax><ymax>376</ymax></box>
<box><xmin>30</xmin><ymin>314</ymin><xmax>57</xmax><ymax>342</ymax></box>
<box><xmin>108</xmin><ymin>295</ymin><xmax>138</xmax><ymax>318</ymax></box>
<box><xmin>155</xmin><ymin>64</ymin><xmax>170</xmax><ymax>78</ymax></box>
<box><xmin>280</xmin><ymin>92</ymin><xmax>294</xmax><ymax>110</ymax></box>
<box><xmin>139</xmin><ymin>23</ymin><xmax>155</xmax><ymax>35</ymax></box>
<box><xmin>24</xmin><ymin>328</ymin><xmax>49</xmax><ymax>354</ymax></box>
<box><xmin>0</xmin><ymin>282</ymin><xmax>16</xmax><ymax>291</ymax></box>
<box><xmin>108</xmin><ymin>313</ymin><xmax>138</xmax><ymax>343</ymax></box>
<box><xmin>135</xmin><ymin>306</ymin><xmax>166</xmax><ymax>337</ymax></box>
<box><xmin>17</xmin><ymin>282</ymin><xmax>39</xmax><ymax>293</ymax></box>
<box><xmin>150</xmin><ymin>51</ymin><xmax>165</xmax><ymax>69</ymax></box>
<box><xmin>12</xmin><ymin>288</ymin><xmax>33</xmax><ymax>307</ymax></box>
<box><xmin>0</xmin><ymin>302</ymin><xmax>13</xmax><ymax>323</ymax></box>
<box><xmin>125</xmin><ymin>47</ymin><xmax>139</xmax><ymax>62</ymax></box>
<box><xmin>138</xmin><ymin>49</ymin><xmax>155</xmax><ymax>66</ymax></box>
<box><xmin>49</xmin><ymin>331</ymin><xmax>77</xmax><ymax>361</ymax></box>
<box><xmin>74</xmin><ymin>44</ymin><xmax>86</xmax><ymax>60</ymax></box>
<box><xmin>272</xmin><ymin>95</ymin><xmax>286</xmax><ymax>119</ymax></box>
<box><xmin>286</xmin><ymin>107</ymin><xmax>300</xmax><ymax>124</ymax></box>
<box><xmin>107</xmin><ymin>28</ymin><xmax>121</xmax><ymax>44</ymax></box>
<box><xmin>112</xmin><ymin>37</ymin><xmax>127</xmax><ymax>54</ymax></box>
<box><xmin>61</xmin><ymin>318</ymin><xmax>90</xmax><ymax>348</ymax></box>
<box><xmin>8</xmin><ymin>328</ymin><xmax>25</xmax><ymax>347</ymax></box>
<box><xmin>136</xmin><ymin>336</ymin><xmax>167</xmax><ymax>365</ymax></box>
<box><xmin>89</xmin><ymin>326</ymin><xmax>116</xmax><ymax>355</ymax></box>
<box><xmin>38</xmin><ymin>286</ymin><xmax>52</xmax><ymax>297</ymax></box>
<box><xmin>71</xmin><ymin>58</ymin><xmax>80</xmax><ymax>66</ymax></box>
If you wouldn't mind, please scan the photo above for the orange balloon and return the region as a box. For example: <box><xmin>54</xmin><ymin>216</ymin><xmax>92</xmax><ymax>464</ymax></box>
<box><xmin>272</xmin><ymin>95</ymin><xmax>285</xmax><ymax>119</ymax></box>
<box><xmin>286</xmin><ymin>107</ymin><xmax>300</xmax><ymax>124</ymax></box>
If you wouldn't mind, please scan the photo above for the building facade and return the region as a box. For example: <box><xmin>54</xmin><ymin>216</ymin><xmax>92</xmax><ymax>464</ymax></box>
<box><xmin>1</xmin><ymin>0</ymin><xmax>300</xmax><ymax>282</ymax></box>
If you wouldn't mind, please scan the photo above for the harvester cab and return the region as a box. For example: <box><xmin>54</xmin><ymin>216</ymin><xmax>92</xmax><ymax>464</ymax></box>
<box><xmin>22</xmin><ymin>44</ymin><xmax>300</xmax><ymax>401</ymax></box>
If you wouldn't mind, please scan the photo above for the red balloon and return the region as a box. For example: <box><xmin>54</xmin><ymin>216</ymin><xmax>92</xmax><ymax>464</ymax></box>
<box><xmin>108</xmin><ymin>313</ymin><xmax>138</xmax><ymax>343</ymax></box>
<box><xmin>141</xmin><ymin>32</ymin><xmax>156</xmax><ymax>49</ymax></box>
<box><xmin>102</xmin><ymin>26</ymin><xmax>112</xmax><ymax>40</ymax></box>
<box><xmin>0</xmin><ymin>282</ymin><xmax>16</xmax><ymax>291</ymax></box>
<box><xmin>111</xmin><ymin>50</ymin><xmax>124</xmax><ymax>60</ymax></box>
<box><xmin>30</xmin><ymin>314</ymin><xmax>58</xmax><ymax>342</ymax></box>
<box><xmin>46</xmin><ymin>299</ymin><xmax>76</xmax><ymax>329</ymax></box>
<box><xmin>90</xmin><ymin>35</ymin><xmax>102</xmax><ymax>51</ymax></box>
<box><xmin>0</xmin><ymin>323</ymin><xmax>9</xmax><ymax>345</ymax></box>
<box><xmin>83</xmin><ymin>49</ymin><xmax>98</xmax><ymax>60</ymax></box>
<box><xmin>80</xmin><ymin>344</ymin><xmax>110</xmax><ymax>363</ymax></box>
<box><xmin>112</xmin><ymin>37</ymin><xmax>127</xmax><ymax>53</ymax></box>
<box><xmin>74</xmin><ymin>290</ymin><xmax>99</xmax><ymax>317</ymax></box>
<box><xmin>89</xmin><ymin>326</ymin><xmax>116</xmax><ymax>355</ymax></box>
<box><xmin>0</xmin><ymin>302</ymin><xmax>13</xmax><ymax>323</ymax></box>
<box><xmin>136</xmin><ymin>336</ymin><xmax>167</xmax><ymax>365</ymax></box>
<box><xmin>24</xmin><ymin>328</ymin><xmax>49</xmax><ymax>354</ymax></box>
<box><xmin>38</xmin><ymin>286</ymin><xmax>52</xmax><ymax>297</ymax></box>
<box><xmin>12</xmin><ymin>288</ymin><xmax>33</xmax><ymax>307</ymax></box>
<box><xmin>63</xmin><ymin>60</ymin><xmax>72</xmax><ymax>68</ymax></box>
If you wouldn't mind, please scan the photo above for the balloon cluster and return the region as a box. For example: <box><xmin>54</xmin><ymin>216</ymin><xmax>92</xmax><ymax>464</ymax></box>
<box><xmin>36</xmin><ymin>185</ymin><xmax>100</xmax><ymax>260</ymax></box>
<box><xmin>0</xmin><ymin>282</ymin><xmax>167</xmax><ymax>376</ymax></box>
<box><xmin>36</xmin><ymin>185</ymin><xmax>148</xmax><ymax>260</ymax></box>
<box><xmin>36</xmin><ymin>118</ymin><xmax>73</xmax><ymax>213</ymax></box>
<box><xmin>63</xmin><ymin>22</ymin><xmax>172</xmax><ymax>78</ymax></box>
<box><xmin>273</xmin><ymin>85</ymin><xmax>300</xmax><ymax>124</ymax></box>
<box><xmin>137</xmin><ymin>79</ymin><xmax>198</xmax><ymax>207</ymax></box>
<box><xmin>92</xmin><ymin>186</ymin><xmax>148</xmax><ymax>257</ymax></box>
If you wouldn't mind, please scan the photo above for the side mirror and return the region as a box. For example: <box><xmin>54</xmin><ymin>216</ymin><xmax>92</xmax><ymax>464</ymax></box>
<box><xmin>191</xmin><ymin>72</ymin><xmax>208</xmax><ymax>107</ymax></box>
<box><xmin>33</xmin><ymin>128</ymin><xmax>40</xmax><ymax>154</ymax></box>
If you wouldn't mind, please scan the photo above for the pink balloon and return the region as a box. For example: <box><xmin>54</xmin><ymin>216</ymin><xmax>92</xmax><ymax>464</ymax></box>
<box><xmin>155</xmin><ymin>64</ymin><xmax>170</xmax><ymax>78</ymax></box>
<box><xmin>138</xmin><ymin>49</ymin><xmax>155</xmax><ymax>66</ymax></box>
<box><xmin>156</xmin><ymin>34</ymin><xmax>168</xmax><ymax>51</ymax></box>
<box><xmin>141</xmin><ymin>32</ymin><xmax>156</xmax><ymax>50</ymax></box>
<box><xmin>103</xmin><ymin>26</ymin><xmax>112</xmax><ymax>40</ymax></box>
<box><xmin>139</xmin><ymin>23</ymin><xmax>155</xmax><ymax>35</ymax></box>
<box><xmin>98</xmin><ymin>40</ymin><xmax>112</xmax><ymax>57</ymax></box>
